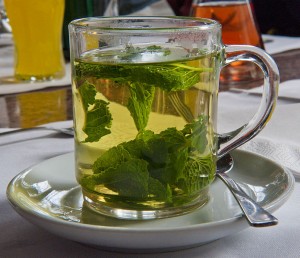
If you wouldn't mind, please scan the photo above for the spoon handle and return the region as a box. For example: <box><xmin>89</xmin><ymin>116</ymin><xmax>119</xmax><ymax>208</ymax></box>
<box><xmin>217</xmin><ymin>172</ymin><xmax>278</xmax><ymax>227</ymax></box>
<box><xmin>0</xmin><ymin>127</ymin><xmax>46</xmax><ymax>136</ymax></box>
<box><xmin>0</xmin><ymin>126</ymin><xmax>73</xmax><ymax>136</ymax></box>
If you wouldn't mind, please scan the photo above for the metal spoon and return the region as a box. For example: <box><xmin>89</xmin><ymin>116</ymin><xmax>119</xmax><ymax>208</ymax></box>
<box><xmin>0</xmin><ymin>126</ymin><xmax>74</xmax><ymax>136</ymax></box>
<box><xmin>216</xmin><ymin>153</ymin><xmax>278</xmax><ymax>227</ymax></box>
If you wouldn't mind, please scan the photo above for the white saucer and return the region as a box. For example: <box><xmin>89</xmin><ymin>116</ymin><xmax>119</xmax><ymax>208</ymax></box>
<box><xmin>6</xmin><ymin>150</ymin><xmax>294</xmax><ymax>252</ymax></box>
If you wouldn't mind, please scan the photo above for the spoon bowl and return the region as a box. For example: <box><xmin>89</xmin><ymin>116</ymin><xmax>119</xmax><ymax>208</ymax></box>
<box><xmin>216</xmin><ymin>153</ymin><xmax>278</xmax><ymax>227</ymax></box>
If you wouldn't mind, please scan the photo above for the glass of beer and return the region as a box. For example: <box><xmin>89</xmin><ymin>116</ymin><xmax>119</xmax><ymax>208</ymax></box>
<box><xmin>69</xmin><ymin>16</ymin><xmax>279</xmax><ymax>220</ymax></box>
<box><xmin>4</xmin><ymin>0</ymin><xmax>65</xmax><ymax>82</ymax></box>
<box><xmin>191</xmin><ymin>0</ymin><xmax>264</xmax><ymax>86</ymax></box>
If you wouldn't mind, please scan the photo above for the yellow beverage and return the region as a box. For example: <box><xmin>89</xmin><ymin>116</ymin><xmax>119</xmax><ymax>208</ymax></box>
<box><xmin>4</xmin><ymin>0</ymin><xmax>65</xmax><ymax>81</ymax></box>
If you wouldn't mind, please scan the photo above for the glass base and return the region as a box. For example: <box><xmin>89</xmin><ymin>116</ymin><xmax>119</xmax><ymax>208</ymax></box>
<box><xmin>82</xmin><ymin>189</ymin><xmax>210</xmax><ymax>220</ymax></box>
<box><xmin>15</xmin><ymin>71</ymin><xmax>65</xmax><ymax>82</ymax></box>
<box><xmin>0</xmin><ymin>71</ymin><xmax>65</xmax><ymax>84</ymax></box>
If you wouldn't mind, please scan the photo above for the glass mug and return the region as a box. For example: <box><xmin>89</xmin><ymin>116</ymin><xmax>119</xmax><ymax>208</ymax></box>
<box><xmin>69</xmin><ymin>17</ymin><xmax>279</xmax><ymax>220</ymax></box>
<box><xmin>4</xmin><ymin>0</ymin><xmax>65</xmax><ymax>81</ymax></box>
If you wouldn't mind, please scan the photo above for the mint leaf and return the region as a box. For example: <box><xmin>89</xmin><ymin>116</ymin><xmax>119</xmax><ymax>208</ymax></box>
<box><xmin>92</xmin><ymin>145</ymin><xmax>132</xmax><ymax>174</ymax></box>
<box><xmin>136</xmin><ymin>130</ymin><xmax>155</xmax><ymax>142</ymax></box>
<box><xmin>159</xmin><ymin>127</ymin><xmax>187</xmax><ymax>152</ymax></box>
<box><xmin>127</xmin><ymin>83</ymin><xmax>155</xmax><ymax>132</ymax></box>
<box><xmin>78</xmin><ymin>81</ymin><xmax>112</xmax><ymax>142</ymax></box>
<box><xmin>75</xmin><ymin>60</ymin><xmax>209</xmax><ymax>92</ymax></box>
<box><xmin>121</xmin><ymin>139</ymin><xmax>147</xmax><ymax>158</ymax></box>
<box><xmin>178</xmin><ymin>154</ymin><xmax>216</xmax><ymax>194</ymax></box>
<box><xmin>85</xmin><ymin>115</ymin><xmax>214</xmax><ymax>201</ymax></box>
<box><xmin>166</xmin><ymin>147</ymin><xmax>189</xmax><ymax>183</ymax></box>
<box><xmin>76</xmin><ymin>62</ymin><xmax>127</xmax><ymax>83</ymax></box>
<box><xmin>141</xmin><ymin>130</ymin><xmax>186</xmax><ymax>184</ymax></box>
<box><xmin>142</xmin><ymin>135</ymin><xmax>169</xmax><ymax>165</ymax></box>
<box><xmin>145</xmin><ymin>128</ymin><xmax>188</xmax><ymax>184</ymax></box>
<box><xmin>119</xmin><ymin>63</ymin><xmax>203</xmax><ymax>91</ymax></box>
<box><xmin>182</xmin><ymin>115</ymin><xmax>208</xmax><ymax>153</ymax></box>
<box><xmin>148</xmin><ymin>177</ymin><xmax>172</xmax><ymax>202</ymax></box>
<box><xmin>83</xmin><ymin>159</ymin><xmax>149</xmax><ymax>199</ymax></box>
<box><xmin>78</xmin><ymin>81</ymin><xmax>97</xmax><ymax>110</ymax></box>
<box><xmin>83</xmin><ymin>99</ymin><xmax>112</xmax><ymax>142</ymax></box>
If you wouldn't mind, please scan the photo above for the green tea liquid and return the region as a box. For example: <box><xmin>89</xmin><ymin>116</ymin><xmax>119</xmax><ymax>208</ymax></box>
<box><xmin>72</xmin><ymin>45</ymin><xmax>220</xmax><ymax>217</ymax></box>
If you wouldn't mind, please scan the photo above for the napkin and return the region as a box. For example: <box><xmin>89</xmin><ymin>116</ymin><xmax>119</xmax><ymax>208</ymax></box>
<box><xmin>263</xmin><ymin>34</ymin><xmax>300</xmax><ymax>55</ymax></box>
<box><xmin>218</xmin><ymin>89</ymin><xmax>300</xmax><ymax>179</ymax></box>
<box><xmin>240</xmin><ymin>137</ymin><xmax>300</xmax><ymax>179</ymax></box>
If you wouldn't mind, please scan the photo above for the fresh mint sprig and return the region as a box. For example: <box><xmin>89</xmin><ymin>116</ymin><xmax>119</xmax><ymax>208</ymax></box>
<box><xmin>78</xmin><ymin>82</ymin><xmax>112</xmax><ymax>142</ymax></box>
<box><xmin>81</xmin><ymin>116</ymin><xmax>214</xmax><ymax>203</ymax></box>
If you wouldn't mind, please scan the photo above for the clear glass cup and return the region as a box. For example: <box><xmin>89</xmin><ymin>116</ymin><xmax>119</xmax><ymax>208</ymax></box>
<box><xmin>4</xmin><ymin>0</ymin><xmax>65</xmax><ymax>82</ymax></box>
<box><xmin>69</xmin><ymin>16</ymin><xmax>279</xmax><ymax>220</ymax></box>
<box><xmin>191</xmin><ymin>0</ymin><xmax>264</xmax><ymax>85</ymax></box>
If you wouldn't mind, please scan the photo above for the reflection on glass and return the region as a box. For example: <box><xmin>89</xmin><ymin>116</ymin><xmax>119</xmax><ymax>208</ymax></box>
<box><xmin>17</xmin><ymin>89</ymin><xmax>67</xmax><ymax>128</ymax></box>
<box><xmin>104</xmin><ymin>0</ymin><xmax>119</xmax><ymax>16</ymax></box>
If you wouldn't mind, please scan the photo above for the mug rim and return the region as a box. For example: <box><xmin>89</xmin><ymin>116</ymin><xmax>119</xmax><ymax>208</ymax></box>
<box><xmin>69</xmin><ymin>16</ymin><xmax>221</xmax><ymax>32</ymax></box>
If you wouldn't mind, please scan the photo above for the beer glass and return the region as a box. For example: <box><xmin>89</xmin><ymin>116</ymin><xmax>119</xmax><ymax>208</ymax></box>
<box><xmin>191</xmin><ymin>0</ymin><xmax>264</xmax><ymax>85</ymax></box>
<box><xmin>69</xmin><ymin>17</ymin><xmax>279</xmax><ymax>220</ymax></box>
<box><xmin>4</xmin><ymin>0</ymin><xmax>65</xmax><ymax>82</ymax></box>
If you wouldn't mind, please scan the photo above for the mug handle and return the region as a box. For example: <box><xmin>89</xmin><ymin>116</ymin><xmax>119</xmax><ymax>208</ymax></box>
<box><xmin>217</xmin><ymin>45</ymin><xmax>280</xmax><ymax>158</ymax></box>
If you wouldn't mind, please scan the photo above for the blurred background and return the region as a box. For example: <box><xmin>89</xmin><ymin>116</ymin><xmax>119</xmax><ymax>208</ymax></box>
<box><xmin>61</xmin><ymin>0</ymin><xmax>300</xmax><ymax>60</ymax></box>
<box><xmin>3</xmin><ymin>0</ymin><xmax>300</xmax><ymax>61</ymax></box>
<box><xmin>167</xmin><ymin>0</ymin><xmax>300</xmax><ymax>37</ymax></box>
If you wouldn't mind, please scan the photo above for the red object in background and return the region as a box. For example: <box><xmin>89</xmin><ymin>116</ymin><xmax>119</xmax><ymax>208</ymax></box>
<box><xmin>190</xmin><ymin>0</ymin><xmax>264</xmax><ymax>85</ymax></box>
<box><xmin>167</xmin><ymin>0</ymin><xmax>192</xmax><ymax>16</ymax></box>
<box><xmin>191</xmin><ymin>2</ymin><xmax>263</xmax><ymax>47</ymax></box>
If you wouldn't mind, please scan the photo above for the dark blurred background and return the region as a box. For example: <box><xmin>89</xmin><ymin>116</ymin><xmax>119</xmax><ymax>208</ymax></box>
<box><xmin>166</xmin><ymin>0</ymin><xmax>300</xmax><ymax>36</ymax></box>
<box><xmin>252</xmin><ymin>0</ymin><xmax>300</xmax><ymax>36</ymax></box>
<box><xmin>62</xmin><ymin>0</ymin><xmax>300</xmax><ymax>59</ymax></box>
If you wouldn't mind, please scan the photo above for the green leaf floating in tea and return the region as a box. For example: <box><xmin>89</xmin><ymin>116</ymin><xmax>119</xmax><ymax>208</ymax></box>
<box><xmin>81</xmin><ymin>117</ymin><xmax>215</xmax><ymax>202</ymax></box>
<box><xmin>83</xmin><ymin>158</ymin><xmax>150</xmax><ymax>199</ymax></box>
<box><xmin>78</xmin><ymin>82</ymin><xmax>112</xmax><ymax>143</ymax></box>
<box><xmin>127</xmin><ymin>83</ymin><xmax>155</xmax><ymax>132</ymax></box>
<box><xmin>76</xmin><ymin>58</ymin><xmax>211</xmax><ymax>92</ymax></box>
